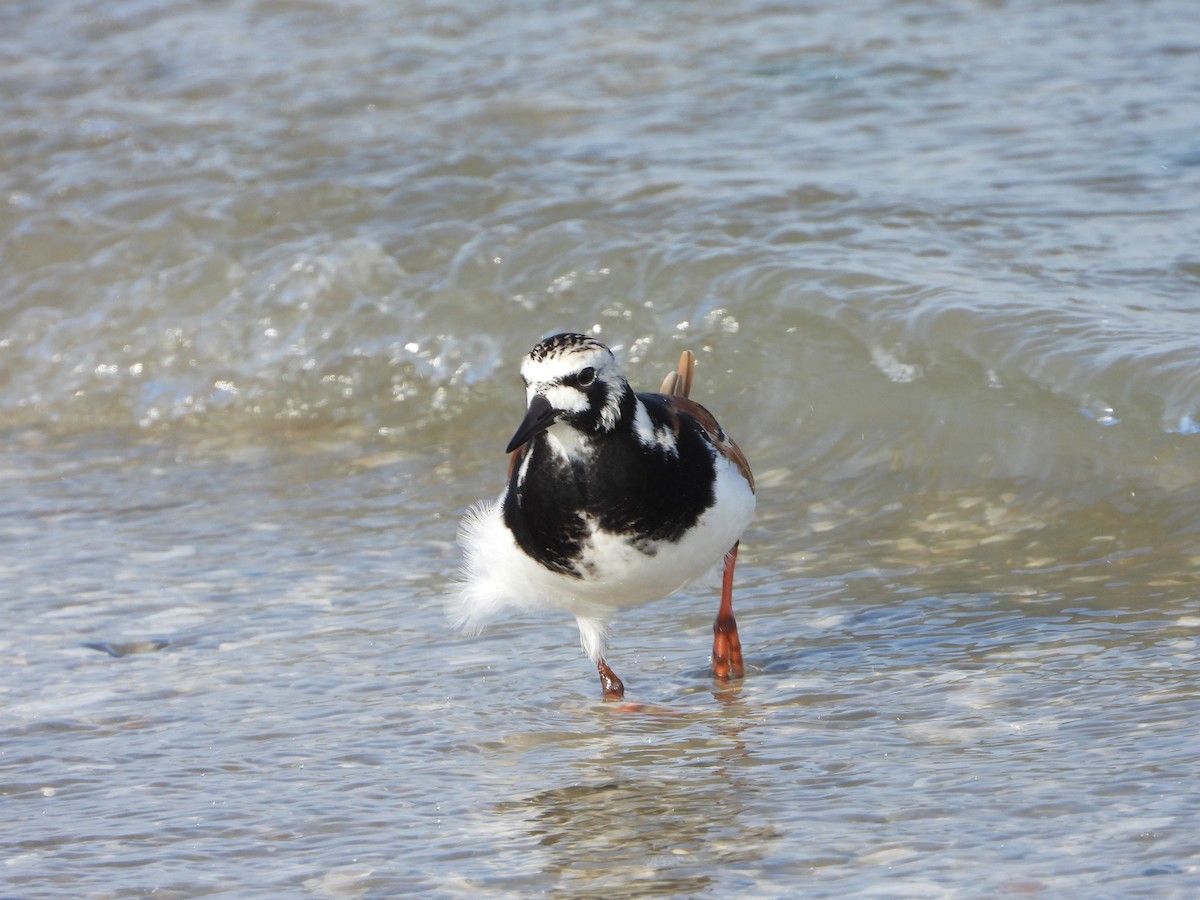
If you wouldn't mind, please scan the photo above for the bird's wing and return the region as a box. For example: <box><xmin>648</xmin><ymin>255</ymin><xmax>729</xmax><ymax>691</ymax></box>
<box><xmin>646</xmin><ymin>392</ymin><xmax>755</xmax><ymax>493</ymax></box>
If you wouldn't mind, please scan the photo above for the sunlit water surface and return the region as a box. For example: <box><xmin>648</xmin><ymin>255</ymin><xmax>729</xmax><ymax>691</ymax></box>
<box><xmin>3</xmin><ymin>0</ymin><xmax>1200</xmax><ymax>896</ymax></box>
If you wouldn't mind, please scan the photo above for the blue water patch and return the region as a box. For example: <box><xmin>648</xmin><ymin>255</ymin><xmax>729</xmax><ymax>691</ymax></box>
<box><xmin>1168</xmin><ymin>414</ymin><xmax>1200</xmax><ymax>435</ymax></box>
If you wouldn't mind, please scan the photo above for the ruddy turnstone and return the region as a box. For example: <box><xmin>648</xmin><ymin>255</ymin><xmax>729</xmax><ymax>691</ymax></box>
<box><xmin>453</xmin><ymin>333</ymin><xmax>755</xmax><ymax>699</ymax></box>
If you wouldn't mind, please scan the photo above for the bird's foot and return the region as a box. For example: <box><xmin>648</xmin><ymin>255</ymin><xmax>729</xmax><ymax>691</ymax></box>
<box><xmin>712</xmin><ymin>613</ymin><xmax>744</xmax><ymax>680</ymax></box>
<box><xmin>597</xmin><ymin>660</ymin><xmax>625</xmax><ymax>700</ymax></box>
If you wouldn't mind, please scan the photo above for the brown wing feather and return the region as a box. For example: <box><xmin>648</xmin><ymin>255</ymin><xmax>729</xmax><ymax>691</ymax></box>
<box><xmin>655</xmin><ymin>393</ymin><xmax>755</xmax><ymax>493</ymax></box>
<box><xmin>506</xmin><ymin>443</ymin><xmax>526</xmax><ymax>481</ymax></box>
<box><xmin>659</xmin><ymin>350</ymin><xmax>696</xmax><ymax>398</ymax></box>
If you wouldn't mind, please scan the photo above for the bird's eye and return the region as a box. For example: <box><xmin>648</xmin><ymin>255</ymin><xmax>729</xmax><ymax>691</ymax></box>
<box><xmin>576</xmin><ymin>366</ymin><xmax>596</xmax><ymax>387</ymax></box>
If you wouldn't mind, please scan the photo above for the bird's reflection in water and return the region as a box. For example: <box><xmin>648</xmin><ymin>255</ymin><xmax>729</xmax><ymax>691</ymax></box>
<box><xmin>494</xmin><ymin>692</ymin><xmax>778</xmax><ymax>895</ymax></box>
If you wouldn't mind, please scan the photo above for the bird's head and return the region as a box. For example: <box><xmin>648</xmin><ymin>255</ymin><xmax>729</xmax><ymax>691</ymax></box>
<box><xmin>506</xmin><ymin>333</ymin><xmax>628</xmax><ymax>453</ymax></box>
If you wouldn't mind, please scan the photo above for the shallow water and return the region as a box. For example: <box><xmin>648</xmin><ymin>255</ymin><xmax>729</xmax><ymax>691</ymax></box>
<box><xmin>3</xmin><ymin>0</ymin><xmax>1200</xmax><ymax>896</ymax></box>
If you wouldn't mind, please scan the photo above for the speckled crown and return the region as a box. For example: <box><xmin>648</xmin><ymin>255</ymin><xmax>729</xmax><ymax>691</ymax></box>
<box><xmin>528</xmin><ymin>332</ymin><xmax>607</xmax><ymax>362</ymax></box>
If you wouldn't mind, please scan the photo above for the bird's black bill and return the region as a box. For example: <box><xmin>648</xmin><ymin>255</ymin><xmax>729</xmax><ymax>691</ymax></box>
<box><xmin>505</xmin><ymin>394</ymin><xmax>558</xmax><ymax>453</ymax></box>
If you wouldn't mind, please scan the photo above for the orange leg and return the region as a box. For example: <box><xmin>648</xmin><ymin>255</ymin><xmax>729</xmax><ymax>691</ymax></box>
<box><xmin>712</xmin><ymin>541</ymin><xmax>744</xmax><ymax>680</ymax></box>
<box><xmin>597</xmin><ymin>659</ymin><xmax>625</xmax><ymax>699</ymax></box>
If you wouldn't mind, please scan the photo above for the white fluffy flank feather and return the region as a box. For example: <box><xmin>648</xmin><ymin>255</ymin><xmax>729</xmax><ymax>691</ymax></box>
<box><xmin>448</xmin><ymin>495</ymin><xmax>522</xmax><ymax>634</ymax></box>
<box><xmin>449</xmin><ymin>493</ymin><xmax>622</xmax><ymax>663</ymax></box>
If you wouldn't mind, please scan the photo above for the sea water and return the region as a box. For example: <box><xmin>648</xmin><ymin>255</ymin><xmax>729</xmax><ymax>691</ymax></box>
<box><xmin>3</xmin><ymin>0</ymin><xmax>1199</xmax><ymax>895</ymax></box>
